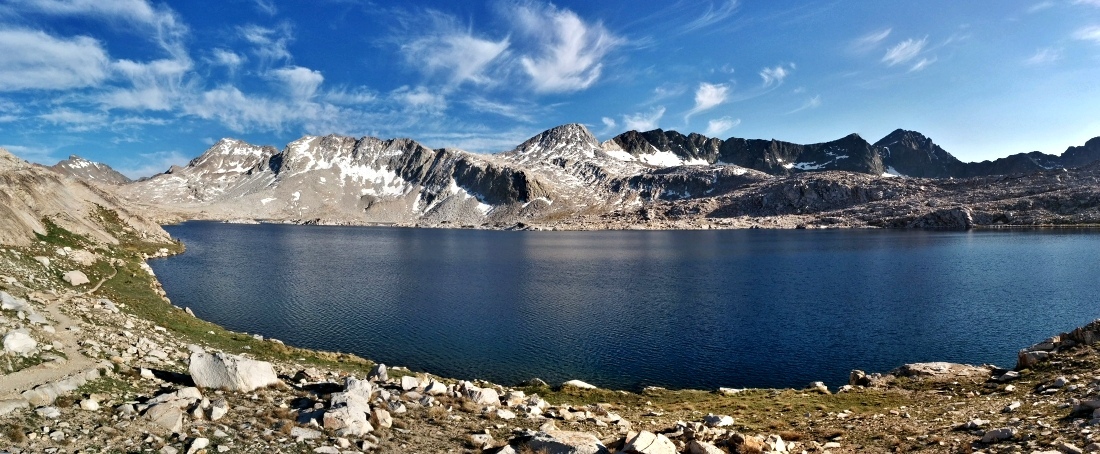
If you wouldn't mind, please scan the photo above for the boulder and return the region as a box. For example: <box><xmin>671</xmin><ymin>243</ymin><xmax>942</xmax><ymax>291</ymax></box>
<box><xmin>367</xmin><ymin>363</ymin><xmax>388</xmax><ymax>382</ymax></box>
<box><xmin>62</xmin><ymin>271</ymin><xmax>89</xmax><ymax>286</ymax></box>
<box><xmin>687</xmin><ymin>440</ymin><xmax>725</xmax><ymax>454</ymax></box>
<box><xmin>890</xmin><ymin>362</ymin><xmax>989</xmax><ymax>378</ymax></box>
<box><xmin>3</xmin><ymin>329</ymin><xmax>37</xmax><ymax>355</ymax></box>
<box><xmin>1017</xmin><ymin>350</ymin><xmax>1050</xmax><ymax>369</ymax></box>
<box><xmin>517</xmin><ymin>430</ymin><xmax>609</xmax><ymax>454</ymax></box>
<box><xmin>702</xmin><ymin>414</ymin><xmax>734</xmax><ymax>427</ymax></box>
<box><xmin>188</xmin><ymin>352</ymin><xmax>279</xmax><ymax>392</ymax></box>
<box><xmin>34</xmin><ymin>256</ymin><xmax>49</xmax><ymax>267</ymax></box>
<box><xmin>1</xmin><ymin>291</ymin><xmax>32</xmax><ymax>312</ymax></box>
<box><xmin>980</xmin><ymin>427</ymin><xmax>1016</xmax><ymax>443</ymax></box>
<box><xmin>371</xmin><ymin>407</ymin><xmax>392</xmax><ymax>429</ymax></box>
<box><xmin>145</xmin><ymin>404</ymin><xmax>184</xmax><ymax>433</ymax></box>
<box><xmin>562</xmin><ymin>380</ymin><xmax>597</xmax><ymax>390</ymax></box>
<box><xmin>466</xmin><ymin>386</ymin><xmax>500</xmax><ymax>406</ymax></box>
<box><xmin>623</xmin><ymin>431</ymin><xmax>676</xmax><ymax>454</ymax></box>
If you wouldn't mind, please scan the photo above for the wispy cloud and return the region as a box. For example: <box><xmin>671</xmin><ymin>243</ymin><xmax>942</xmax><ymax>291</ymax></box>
<box><xmin>38</xmin><ymin>108</ymin><xmax>108</xmax><ymax>131</ymax></box>
<box><xmin>270</xmin><ymin>66</ymin><xmax>324</xmax><ymax>101</ymax></box>
<box><xmin>400</xmin><ymin>11</ymin><xmax>510</xmax><ymax>87</ymax></box>
<box><xmin>253</xmin><ymin>0</ymin><xmax>277</xmax><ymax>15</ymax></box>
<box><xmin>0</xmin><ymin>28</ymin><xmax>110</xmax><ymax>91</ymax></box>
<box><xmin>464</xmin><ymin>96</ymin><xmax>535</xmax><ymax>123</ymax></box>
<box><xmin>760</xmin><ymin>64</ymin><xmax>793</xmax><ymax>87</ymax></box>
<box><xmin>1024</xmin><ymin>47</ymin><xmax>1062</xmax><ymax>65</ymax></box>
<box><xmin>1074</xmin><ymin>0</ymin><xmax>1100</xmax><ymax>7</ymax></box>
<box><xmin>100</xmin><ymin>57</ymin><xmax>191</xmax><ymax>111</ymax></box>
<box><xmin>1075</xmin><ymin>25</ymin><xmax>1100</xmax><ymax>44</ymax></box>
<box><xmin>850</xmin><ymin>28</ymin><xmax>892</xmax><ymax>53</ymax></box>
<box><xmin>685</xmin><ymin>82</ymin><xmax>729</xmax><ymax>120</ymax></box>
<box><xmin>1027</xmin><ymin>1</ymin><xmax>1056</xmax><ymax>13</ymax></box>
<box><xmin>705</xmin><ymin>116</ymin><xmax>740</xmax><ymax>136</ymax></box>
<box><xmin>909</xmin><ymin>57</ymin><xmax>936</xmax><ymax>72</ymax></box>
<box><xmin>681</xmin><ymin>0</ymin><xmax>740</xmax><ymax>33</ymax></box>
<box><xmin>623</xmin><ymin>106</ymin><xmax>665</xmax><ymax>131</ymax></box>
<box><xmin>787</xmin><ymin>95</ymin><xmax>821</xmax><ymax>114</ymax></box>
<box><xmin>239</xmin><ymin>23</ymin><xmax>294</xmax><ymax>67</ymax></box>
<box><xmin>511</xmin><ymin>2</ymin><xmax>623</xmax><ymax>93</ymax></box>
<box><xmin>115</xmin><ymin>150</ymin><xmax>190</xmax><ymax>179</ymax></box>
<box><xmin>210</xmin><ymin>49</ymin><xmax>244</xmax><ymax>70</ymax></box>
<box><xmin>882</xmin><ymin>37</ymin><xmax>928</xmax><ymax>66</ymax></box>
<box><xmin>9</xmin><ymin>0</ymin><xmax>188</xmax><ymax>56</ymax></box>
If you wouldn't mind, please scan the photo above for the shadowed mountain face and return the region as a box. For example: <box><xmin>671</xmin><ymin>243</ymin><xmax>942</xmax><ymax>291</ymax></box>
<box><xmin>611</xmin><ymin>128</ymin><xmax>1100</xmax><ymax>179</ymax></box>
<box><xmin>111</xmin><ymin>124</ymin><xmax>1100</xmax><ymax>230</ymax></box>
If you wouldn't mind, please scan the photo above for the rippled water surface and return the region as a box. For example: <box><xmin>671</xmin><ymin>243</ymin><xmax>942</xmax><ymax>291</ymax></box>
<box><xmin>150</xmin><ymin>222</ymin><xmax>1100</xmax><ymax>390</ymax></box>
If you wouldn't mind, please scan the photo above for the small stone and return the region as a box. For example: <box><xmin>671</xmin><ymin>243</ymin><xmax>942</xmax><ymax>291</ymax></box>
<box><xmin>980</xmin><ymin>427</ymin><xmax>1016</xmax><ymax>443</ymax></box>
<box><xmin>79</xmin><ymin>399</ymin><xmax>100</xmax><ymax>411</ymax></box>
<box><xmin>186</xmin><ymin>437</ymin><xmax>210</xmax><ymax>454</ymax></box>
<box><xmin>495</xmin><ymin>409</ymin><xmax>516</xmax><ymax>420</ymax></box>
<box><xmin>35</xmin><ymin>406</ymin><xmax>61</xmax><ymax>419</ymax></box>
<box><xmin>1003</xmin><ymin>401</ymin><xmax>1021</xmax><ymax>413</ymax></box>
<box><xmin>702</xmin><ymin>413</ymin><xmax>734</xmax><ymax>427</ymax></box>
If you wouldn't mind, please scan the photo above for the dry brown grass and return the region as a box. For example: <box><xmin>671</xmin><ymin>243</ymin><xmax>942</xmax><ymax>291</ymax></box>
<box><xmin>3</xmin><ymin>424</ymin><xmax>27</xmax><ymax>444</ymax></box>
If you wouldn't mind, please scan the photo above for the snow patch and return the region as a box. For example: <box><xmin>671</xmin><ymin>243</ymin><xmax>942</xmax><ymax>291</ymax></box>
<box><xmin>883</xmin><ymin>166</ymin><xmax>904</xmax><ymax>177</ymax></box>
<box><xmin>261</xmin><ymin>197</ymin><xmax>277</xmax><ymax>205</ymax></box>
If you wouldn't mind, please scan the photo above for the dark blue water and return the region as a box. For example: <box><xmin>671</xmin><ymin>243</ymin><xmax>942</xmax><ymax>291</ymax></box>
<box><xmin>149</xmin><ymin>222</ymin><xmax>1100</xmax><ymax>390</ymax></box>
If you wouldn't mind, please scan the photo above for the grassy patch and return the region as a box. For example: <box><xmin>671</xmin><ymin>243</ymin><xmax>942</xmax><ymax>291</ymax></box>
<box><xmin>33</xmin><ymin>217</ymin><xmax>92</xmax><ymax>249</ymax></box>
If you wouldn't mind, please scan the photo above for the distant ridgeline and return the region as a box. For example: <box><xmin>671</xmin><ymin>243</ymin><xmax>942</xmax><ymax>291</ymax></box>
<box><xmin>36</xmin><ymin>124</ymin><xmax>1100</xmax><ymax>229</ymax></box>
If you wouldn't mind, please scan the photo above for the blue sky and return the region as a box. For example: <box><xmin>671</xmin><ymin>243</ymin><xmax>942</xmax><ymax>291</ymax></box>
<box><xmin>1</xmin><ymin>0</ymin><xmax>1099</xmax><ymax>178</ymax></box>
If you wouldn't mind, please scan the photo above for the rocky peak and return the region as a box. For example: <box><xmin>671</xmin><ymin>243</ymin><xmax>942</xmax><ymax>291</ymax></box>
<box><xmin>185</xmin><ymin>139</ymin><xmax>279</xmax><ymax>176</ymax></box>
<box><xmin>1060</xmin><ymin>136</ymin><xmax>1100</xmax><ymax>168</ymax></box>
<box><xmin>514</xmin><ymin>124</ymin><xmax>599</xmax><ymax>155</ymax></box>
<box><xmin>50</xmin><ymin>155</ymin><xmax>131</xmax><ymax>185</ymax></box>
<box><xmin>873</xmin><ymin>129</ymin><xmax>964</xmax><ymax>178</ymax></box>
<box><xmin>0</xmin><ymin>147</ymin><xmax>28</xmax><ymax>171</ymax></box>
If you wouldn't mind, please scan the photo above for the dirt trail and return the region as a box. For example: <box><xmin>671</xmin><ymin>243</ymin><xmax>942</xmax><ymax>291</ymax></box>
<box><xmin>0</xmin><ymin>267</ymin><xmax>117</xmax><ymax>400</ymax></box>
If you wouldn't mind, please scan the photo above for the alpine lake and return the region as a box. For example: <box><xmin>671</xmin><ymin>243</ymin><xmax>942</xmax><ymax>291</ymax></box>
<box><xmin>149</xmin><ymin>222</ymin><xmax>1100</xmax><ymax>391</ymax></box>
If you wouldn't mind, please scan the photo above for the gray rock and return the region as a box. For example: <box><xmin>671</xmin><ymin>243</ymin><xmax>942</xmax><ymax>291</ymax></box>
<box><xmin>146</xmin><ymin>404</ymin><xmax>184</xmax><ymax>433</ymax></box>
<box><xmin>62</xmin><ymin>270</ymin><xmax>89</xmax><ymax>286</ymax></box>
<box><xmin>35</xmin><ymin>406</ymin><xmax>60</xmax><ymax>418</ymax></box>
<box><xmin>208</xmin><ymin>399</ymin><xmax>229</xmax><ymax>421</ymax></box>
<box><xmin>34</xmin><ymin>256</ymin><xmax>49</xmax><ymax>267</ymax></box>
<box><xmin>702</xmin><ymin>414</ymin><xmax>734</xmax><ymax>427</ymax></box>
<box><xmin>980</xmin><ymin>427</ymin><xmax>1015</xmax><ymax>443</ymax></box>
<box><xmin>291</xmin><ymin>426</ymin><xmax>322</xmax><ymax>441</ymax></box>
<box><xmin>518</xmin><ymin>430</ymin><xmax>609</xmax><ymax>454</ymax></box>
<box><xmin>400</xmin><ymin>375</ymin><xmax>420</xmax><ymax>391</ymax></box>
<box><xmin>367</xmin><ymin>363</ymin><xmax>388</xmax><ymax>382</ymax></box>
<box><xmin>562</xmin><ymin>380</ymin><xmax>597</xmax><ymax>390</ymax></box>
<box><xmin>186</xmin><ymin>437</ymin><xmax>210</xmax><ymax>454</ymax></box>
<box><xmin>188</xmin><ymin>352</ymin><xmax>279</xmax><ymax>392</ymax></box>
<box><xmin>371</xmin><ymin>407</ymin><xmax>392</xmax><ymax>429</ymax></box>
<box><xmin>623</xmin><ymin>431</ymin><xmax>677</xmax><ymax>454</ymax></box>
<box><xmin>0</xmin><ymin>398</ymin><xmax>29</xmax><ymax>416</ymax></box>
<box><xmin>79</xmin><ymin>398</ymin><xmax>100</xmax><ymax>411</ymax></box>
<box><xmin>687</xmin><ymin>440</ymin><xmax>725</xmax><ymax>454</ymax></box>
<box><xmin>3</xmin><ymin>329</ymin><xmax>37</xmax><ymax>355</ymax></box>
<box><xmin>0</xmin><ymin>291</ymin><xmax>32</xmax><ymax>312</ymax></box>
<box><xmin>466</xmin><ymin>386</ymin><xmax>500</xmax><ymax>406</ymax></box>
<box><xmin>1017</xmin><ymin>350</ymin><xmax>1050</xmax><ymax>369</ymax></box>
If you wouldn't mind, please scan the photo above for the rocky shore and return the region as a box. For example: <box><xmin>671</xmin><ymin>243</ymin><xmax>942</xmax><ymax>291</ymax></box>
<box><xmin>1</xmin><ymin>214</ymin><xmax>1100</xmax><ymax>454</ymax></box>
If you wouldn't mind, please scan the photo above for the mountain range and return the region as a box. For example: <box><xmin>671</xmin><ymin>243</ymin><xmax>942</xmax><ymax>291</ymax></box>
<box><xmin>37</xmin><ymin>125</ymin><xmax>1100</xmax><ymax>229</ymax></box>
